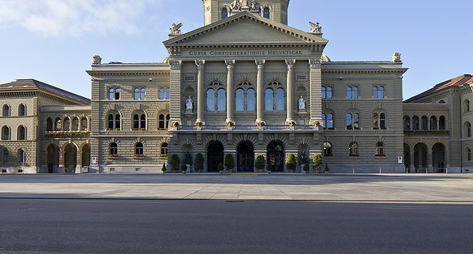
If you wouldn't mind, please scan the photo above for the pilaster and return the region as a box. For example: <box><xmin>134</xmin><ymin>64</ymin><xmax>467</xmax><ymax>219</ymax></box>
<box><xmin>285</xmin><ymin>59</ymin><xmax>296</xmax><ymax>124</ymax></box>
<box><xmin>309</xmin><ymin>59</ymin><xmax>322</xmax><ymax>126</ymax></box>
<box><xmin>169</xmin><ymin>60</ymin><xmax>183</xmax><ymax>125</ymax></box>
<box><xmin>196</xmin><ymin>60</ymin><xmax>206</xmax><ymax>125</ymax></box>
<box><xmin>255</xmin><ymin>59</ymin><xmax>265</xmax><ymax>125</ymax></box>
<box><xmin>226</xmin><ymin>60</ymin><xmax>235</xmax><ymax>124</ymax></box>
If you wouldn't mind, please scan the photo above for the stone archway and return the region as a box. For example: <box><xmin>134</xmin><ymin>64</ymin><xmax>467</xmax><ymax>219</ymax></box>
<box><xmin>267</xmin><ymin>142</ymin><xmax>285</xmax><ymax>172</ymax></box>
<box><xmin>403</xmin><ymin>143</ymin><xmax>410</xmax><ymax>171</ymax></box>
<box><xmin>46</xmin><ymin>144</ymin><xmax>59</xmax><ymax>173</ymax></box>
<box><xmin>64</xmin><ymin>144</ymin><xmax>77</xmax><ymax>174</ymax></box>
<box><xmin>414</xmin><ymin>143</ymin><xmax>428</xmax><ymax>172</ymax></box>
<box><xmin>237</xmin><ymin>141</ymin><xmax>254</xmax><ymax>172</ymax></box>
<box><xmin>432</xmin><ymin>143</ymin><xmax>446</xmax><ymax>173</ymax></box>
<box><xmin>207</xmin><ymin>141</ymin><xmax>224</xmax><ymax>172</ymax></box>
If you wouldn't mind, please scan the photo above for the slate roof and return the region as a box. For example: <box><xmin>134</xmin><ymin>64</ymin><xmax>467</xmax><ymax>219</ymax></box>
<box><xmin>0</xmin><ymin>79</ymin><xmax>90</xmax><ymax>105</ymax></box>
<box><xmin>404</xmin><ymin>74</ymin><xmax>473</xmax><ymax>102</ymax></box>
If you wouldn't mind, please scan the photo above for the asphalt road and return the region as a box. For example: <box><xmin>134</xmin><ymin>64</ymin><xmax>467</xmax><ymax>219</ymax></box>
<box><xmin>0</xmin><ymin>199</ymin><xmax>472</xmax><ymax>254</ymax></box>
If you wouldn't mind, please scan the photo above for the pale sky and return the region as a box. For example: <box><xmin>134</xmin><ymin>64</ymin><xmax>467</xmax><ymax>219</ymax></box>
<box><xmin>0</xmin><ymin>0</ymin><xmax>471</xmax><ymax>100</ymax></box>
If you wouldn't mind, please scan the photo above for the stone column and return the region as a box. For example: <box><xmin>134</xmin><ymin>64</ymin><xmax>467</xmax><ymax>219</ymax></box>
<box><xmin>255</xmin><ymin>59</ymin><xmax>265</xmax><ymax>124</ymax></box>
<box><xmin>169</xmin><ymin>60</ymin><xmax>182</xmax><ymax>125</ymax></box>
<box><xmin>196</xmin><ymin>60</ymin><xmax>206</xmax><ymax>124</ymax></box>
<box><xmin>226</xmin><ymin>60</ymin><xmax>235</xmax><ymax>124</ymax></box>
<box><xmin>285</xmin><ymin>59</ymin><xmax>296</xmax><ymax>124</ymax></box>
<box><xmin>309</xmin><ymin>59</ymin><xmax>323</xmax><ymax>126</ymax></box>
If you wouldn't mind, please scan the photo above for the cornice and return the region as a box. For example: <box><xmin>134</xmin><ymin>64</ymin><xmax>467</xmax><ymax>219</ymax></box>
<box><xmin>322</xmin><ymin>69</ymin><xmax>408</xmax><ymax>75</ymax></box>
<box><xmin>86</xmin><ymin>71</ymin><xmax>170</xmax><ymax>77</ymax></box>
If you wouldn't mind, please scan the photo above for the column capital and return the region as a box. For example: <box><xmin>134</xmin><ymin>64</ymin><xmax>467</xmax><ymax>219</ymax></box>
<box><xmin>195</xmin><ymin>60</ymin><xmax>206</xmax><ymax>69</ymax></box>
<box><xmin>285</xmin><ymin>59</ymin><xmax>296</xmax><ymax>67</ymax></box>
<box><xmin>169</xmin><ymin>60</ymin><xmax>182</xmax><ymax>70</ymax></box>
<box><xmin>309</xmin><ymin>59</ymin><xmax>322</xmax><ymax>69</ymax></box>
<box><xmin>255</xmin><ymin>59</ymin><xmax>266</xmax><ymax>67</ymax></box>
<box><xmin>225</xmin><ymin>59</ymin><xmax>235</xmax><ymax>67</ymax></box>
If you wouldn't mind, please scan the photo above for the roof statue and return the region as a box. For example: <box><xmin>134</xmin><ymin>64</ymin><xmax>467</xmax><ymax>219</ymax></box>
<box><xmin>309</xmin><ymin>22</ymin><xmax>322</xmax><ymax>33</ymax></box>
<box><xmin>169</xmin><ymin>23</ymin><xmax>183</xmax><ymax>35</ymax></box>
<box><xmin>392</xmin><ymin>52</ymin><xmax>402</xmax><ymax>63</ymax></box>
<box><xmin>231</xmin><ymin>0</ymin><xmax>260</xmax><ymax>12</ymax></box>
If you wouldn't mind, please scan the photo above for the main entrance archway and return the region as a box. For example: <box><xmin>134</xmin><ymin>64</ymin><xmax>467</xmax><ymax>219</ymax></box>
<box><xmin>432</xmin><ymin>143</ymin><xmax>446</xmax><ymax>173</ymax></box>
<box><xmin>414</xmin><ymin>143</ymin><xmax>428</xmax><ymax>172</ymax></box>
<box><xmin>64</xmin><ymin>144</ymin><xmax>77</xmax><ymax>174</ymax></box>
<box><xmin>207</xmin><ymin>141</ymin><xmax>224</xmax><ymax>172</ymax></box>
<box><xmin>237</xmin><ymin>142</ymin><xmax>254</xmax><ymax>172</ymax></box>
<box><xmin>267</xmin><ymin>142</ymin><xmax>284</xmax><ymax>172</ymax></box>
<box><xmin>403</xmin><ymin>143</ymin><xmax>410</xmax><ymax>171</ymax></box>
<box><xmin>46</xmin><ymin>144</ymin><xmax>59</xmax><ymax>173</ymax></box>
<box><xmin>81</xmin><ymin>144</ymin><xmax>90</xmax><ymax>168</ymax></box>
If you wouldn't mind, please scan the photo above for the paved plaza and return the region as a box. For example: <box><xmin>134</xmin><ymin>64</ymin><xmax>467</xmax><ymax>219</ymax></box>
<box><xmin>1</xmin><ymin>173</ymin><xmax>472</xmax><ymax>202</ymax></box>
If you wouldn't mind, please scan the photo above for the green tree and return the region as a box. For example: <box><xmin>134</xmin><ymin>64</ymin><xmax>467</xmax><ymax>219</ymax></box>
<box><xmin>255</xmin><ymin>155</ymin><xmax>265</xmax><ymax>170</ymax></box>
<box><xmin>224</xmin><ymin>154</ymin><xmax>235</xmax><ymax>170</ymax></box>
<box><xmin>286</xmin><ymin>154</ymin><xmax>297</xmax><ymax>171</ymax></box>
<box><xmin>313</xmin><ymin>154</ymin><xmax>322</xmax><ymax>172</ymax></box>
<box><xmin>170</xmin><ymin>154</ymin><xmax>180</xmax><ymax>172</ymax></box>
<box><xmin>195</xmin><ymin>153</ymin><xmax>204</xmax><ymax>171</ymax></box>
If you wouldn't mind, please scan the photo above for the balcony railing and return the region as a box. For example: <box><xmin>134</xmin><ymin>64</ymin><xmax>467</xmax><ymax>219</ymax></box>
<box><xmin>44</xmin><ymin>131</ymin><xmax>90</xmax><ymax>137</ymax></box>
<box><xmin>404</xmin><ymin>130</ymin><xmax>449</xmax><ymax>136</ymax></box>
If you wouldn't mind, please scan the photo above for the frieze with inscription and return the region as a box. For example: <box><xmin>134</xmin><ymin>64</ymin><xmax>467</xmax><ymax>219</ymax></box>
<box><xmin>183</xmin><ymin>49</ymin><xmax>313</xmax><ymax>58</ymax></box>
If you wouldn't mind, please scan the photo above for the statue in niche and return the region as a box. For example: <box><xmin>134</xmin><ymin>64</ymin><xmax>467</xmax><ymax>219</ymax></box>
<box><xmin>186</xmin><ymin>96</ymin><xmax>193</xmax><ymax>111</ymax></box>
<box><xmin>298</xmin><ymin>96</ymin><xmax>306</xmax><ymax>111</ymax></box>
<box><xmin>309</xmin><ymin>22</ymin><xmax>322</xmax><ymax>33</ymax></box>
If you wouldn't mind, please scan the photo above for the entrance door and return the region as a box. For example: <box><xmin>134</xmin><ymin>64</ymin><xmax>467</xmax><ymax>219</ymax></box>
<box><xmin>267</xmin><ymin>142</ymin><xmax>284</xmax><ymax>172</ymax></box>
<box><xmin>237</xmin><ymin>142</ymin><xmax>254</xmax><ymax>172</ymax></box>
<box><xmin>47</xmin><ymin>144</ymin><xmax>59</xmax><ymax>173</ymax></box>
<box><xmin>207</xmin><ymin>142</ymin><xmax>224</xmax><ymax>172</ymax></box>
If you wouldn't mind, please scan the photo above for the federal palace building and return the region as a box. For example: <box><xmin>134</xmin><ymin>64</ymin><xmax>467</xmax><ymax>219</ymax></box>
<box><xmin>1</xmin><ymin>0</ymin><xmax>472</xmax><ymax>174</ymax></box>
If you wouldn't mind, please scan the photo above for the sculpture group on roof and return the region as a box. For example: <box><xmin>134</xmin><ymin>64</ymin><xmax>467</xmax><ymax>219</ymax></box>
<box><xmin>231</xmin><ymin>0</ymin><xmax>260</xmax><ymax>11</ymax></box>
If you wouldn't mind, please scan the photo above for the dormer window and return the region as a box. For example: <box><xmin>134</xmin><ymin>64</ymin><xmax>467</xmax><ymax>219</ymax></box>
<box><xmin>222</xmin><ymin>8</ymin><xmax>228</xmax><ymax>19</ymax></box>
<box><xmin>263</xmin><ymin>7</ymin><xmax>270</xmax><ymax>19</ymax></box>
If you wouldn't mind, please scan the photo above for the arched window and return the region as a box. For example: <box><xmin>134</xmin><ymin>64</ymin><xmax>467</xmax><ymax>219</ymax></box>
<box><xmin>135</xmin><ymin>142</ymin><xmax>144</xmax><ymax>156</ymax></box>
<box><xmin>54</xmin><ymin>118</ymin><xmax>61</xmax><ymax>131</ymax></box>
<box><xmin>133</xmin><ymin>114</ymin><xmax>139</xmax><ymax>129</ymax></box>
<box><xmin>159</xmin><ymin>114</ymin><xmax>166</xmax><ymax>129</ymax></box>
<box><xmin>373</xmin><ymin>87</ymin><xmax>378</xmax><ymax>98</ymax></box>
<box><xmin>321</xmin><ymin>87</ymin><xmax>326</xmax><ymax>99</ymax></box>
<box><xmin>134</xmin><ymin>88</ymin><xmax>140</xmax><ymax>100</ymax></box>
<box><xmin>276</xmin><ymin>88</ymin><xmax>284</xmax><ymax>111</ymax></box>
<box><xmin>373</xmin><ymin>86</ymin><xmax>384</xmax><ymax>98</ymax></box>
<box><xmin>217</xmin><ymin>89</ymin><xmax>226</xmax><ymax>111</ymax></box>
<box><xmin>421</xmin><ymin>116</ymin><xmax>428</xmax><ymax>130</ymax></box>
<box><xmin>108</xmin><ymin>113</ymin><xmax>120</xmax><ymax>130</ymax></box>
<box><xmin>374</xmin><ymin>113</ymin><xmax>386</xmax><ymax>130</ymax></box>
<box><xmin>466</xmin><ymin>122</ymin><xmax>471</xmax><ymax>138</ymax></box>
<box><xmin>265</xmin><ymin>89</ymin><xmax>274</xmax><ymax>111</ymax></box>
<box><xmin>221</xmin><ymin>8</ymin><xmax>228</xmax><ymax>19</ymax></box>
<box><xmin>439</xmin><ymin>116</ymin><xmax>446</xmax><ymax>130</ymax></box>
<box><xmin>247</xmin><ymin>88</ymin><xmax>255</xmax><ymax>112</ymax></box>
<box><xmin>166</xmin><ymin>115</ymin><xmax>170</xmax><ymax>129</ymax></box>
<box><xmin>322</xmin><ymin>114</ymin><xmax>326</xmax><ymax>128</ymax></box>
<box><xmin>46</xmin><ymin>118</ymin><xmax>53</xmax><ymax>132</ymax></box>
<box><xmin>403</xmin><ymin>116</ymin><xmax>411</xmax><ymax>132</ymax></box>
<box><xmin>379</xmin><ymin>87</ymin><xmax>384</xmax><ymax>98</ymax></box>
<box><xmin>134</xmin><ymin>87</ymin><xmax>146</xmax><ymax>100</ymax></box>
<box><xmin>141</xmin><ymin>88</ymin><xmax>146</xmax><ymax>100</ymax></box>
<box><xmin>81</xmin><ymin>117</ymin><xmax>88</xmax><ymax>131</ymax></box>
<box><xmin>346</xmin><ymin>114</ymin><xmax>352</xmax><ymax>130</ymax></box>
<box><xmin>327</xmin><ymin>114</ymin><xmax>334</xmax><ymax>129</ymax></box>
<box><xmin>347</xmin><ymin>87</ymin><xmax>352</xmax><ymax>99</ymax></box>
<box><xmin>324</xmin><ymin>142</ymin><xmax>332</xmax><ymax>156</ymax></box>
<box><xmin>159</xmin><ymin>88</ymin><xmax>165</xmax><ymax>99</ymax></box>
<box><xmin>236</xmin><ymin>89</ymin><xmax>244</xmax><ymax>111</ymax></box>
<box><xmin>353</xmin><ymin>113</ymin><xmax>360</xmax><ymax>130</ymax></box>
<box><xmin>18</xmin><ymin>126</ymin><xmax>26</xmax><ymax>140</ymax></box>
<box><xmin>161</xmin><ymin>143</ymin><xmax>168</xmax><ymax>156</ymax></box>
<box><xmin>207</xmin><ymin>89</ymin><xmax>215</xmax><ymax>111</ymax></box>
<box><xmin>2</xmin><ymin>126</ymin><xmax>10</xmax><ymax>140</ymax></box>
<box><xmin>373</xmin><ymin>113</ymin><xmax>379</xmax><ymax>130</ymax></box>
<box><xmin>263</xmin><ymin>7</ymin><xmax>270</xmax><ymax>19</ymax></box>
<box><xmin>353</xmin><ymin>87</ymin><xmax>359</xmax><ymax>98</ymax></box>
<box><xmin>115</xmin><ymin>115</ymin><xmax>120</xmax><ymax>129</ymax></box>
<box><xmin>109</xmin><ymin>88</ymin><xmax>120</xmax><ymax>100</ymax></box>
<box><xmin>439</xmin><ymin>100</ymin><xmax>446</xmax><ymax>103</ymax></box>
<box><xmin>18</xmin><ymin>104</ymin><xmax>26</xmax><ymax>116</ymax></box>
<box><xmin>380</xmin><ymin>113</ymin><xmax>386</xmax><ymax>129</ymax></box>
<box><xmin>110</xmin><ymin>143</ymin><xmax>118</xmax><ymax>156</ymax></box>
<box><xmin>468</xmin><ymin>148</ymin><xmax>472</xmax><ymax>161</ymax></box>
<box><xmin>412</xmin><ymin>116</ymin><xmax>419</xmax><ymax>131</ymax></box>
<box><xmin>465</xmin><ymin>100</ymin><xmax>470</xmax><ymax>112</ymax></box>
<box><xmin>349</xmin><ymin>142</ymin><xmax>359</xmax><ymax>156</ymax></box>
<box><xmin>72</xmin><ymin>118</ymin><xmax>79</xmax><ymax>131</ymax></box>
<box><xmin>63</xmin><ymin>117</ymin><xmax>70</xmax><ymax>131</ymax></box>
<box><xmin>166</xmin><ymin>88</ymin><xmax>170</xmax><ymax>99</ymax></box>
<box><xmin>376</xmin><ymin>142</ymin><xmax>385</xmax><ymax>156</ymax></box>
<box><xmin>133</xmin><ymin>113</ymin><xmax>146</xmax><ymax>130</ymax></box>
<box><xmin>327</xmin><ymin>87</ymin><xmax>333</xmax><ymax>98</ymax></box>
<box><xmin>108</xmin><ymin>114</ymin><xmax>114</xmax><ymax>129</ymax></box>
<box><xmin>3</xmin><ymin>105</ymin><xmax>10</xmax><ymax>117</ymax></box>
<box><xmin>140</xmin><ymin>114</ymin><xmax>146</xmax><ymax>130</ymax></box>
<box><xmin>430</xmin><ymin>116</ymin><xmax>438</xmax><ymax>130</ymax></box>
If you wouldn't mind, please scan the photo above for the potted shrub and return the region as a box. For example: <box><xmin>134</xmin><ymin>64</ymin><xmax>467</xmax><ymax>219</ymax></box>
<box><xmin>218</xmin><ymin>162</ymin><xmax>224</xmax><ymax>174</ymax></box>
<box><xmin>303</xmin><ymin>163</ymin><xmax>309</xmax><ymax>174</ymax></box>
<box><xmin>255</xmin><ymin>155</ymin><xmax>265</xmax><ymax>173</ymax></box>
<box><xmin>266</xmin><ymin>163</ymin><xmax>272</xmax><ymax>174</ymax></box>
<box><xmin>184</xmin><ymin>152</ymin><xmax>193</xmax><ymax>171</ymax></box>
<box><xmin>313</xmin><ymin>154</ymin><xmax>322</xmax><ymax>174</ymax></box>
<box><xmin>286</xmin><ymin>154</ymin><xmax>297</xmax><ymax>173</ymax></box>
<box><xmin>170</xmin><ymin>154</ymin><xmax>180</xmax><ymax>173</ymax></box>
<box><xmin>324</xmin><ymin>163</ymin><xmax>329</xmax><ymax>174</ymax></box>
<box><xmin>224</xmin><ymin>154</ymin><xmax>235</xmax><ymax>173</ymax></box>
<box><xmin>161</xmin><ymin>163</ymin><xmax>167</xmax><ymax>174</ymax></box>
<box><xmin>181</xmin><ymin>164</ymin><xmax>187</xmax><ymax>174</ymax></box>
<box><xmin>195</xmin><ymin>153</ymin><xmax>204</xmax><ymax>173</ymax></box>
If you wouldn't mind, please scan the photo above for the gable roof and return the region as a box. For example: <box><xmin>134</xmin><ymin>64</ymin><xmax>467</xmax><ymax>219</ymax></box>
<box><xmin>0</xmin><ymin>79</ymin><xmax>90</xmax><ymax>105</ymax></box>
<box><xmin>163</xmin><ymin>11</ymin><xmax>328</xmax><ymax>46</ymax></box>
<box><xmin>405</xmin><ymin>74</ymin><xmax>473</xmax><ymax>102</ymax></box>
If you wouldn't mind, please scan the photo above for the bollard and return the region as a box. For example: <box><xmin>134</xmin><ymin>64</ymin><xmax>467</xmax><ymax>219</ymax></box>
<box><xmin>379</xmin><ymin>167</ymin><xmax>382</xmax><ymax>174</ymax></box>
